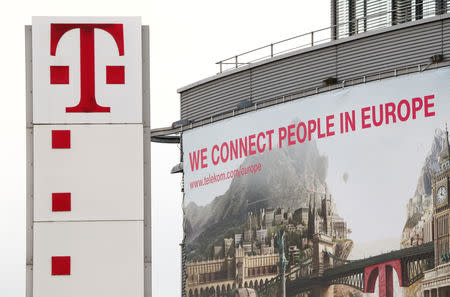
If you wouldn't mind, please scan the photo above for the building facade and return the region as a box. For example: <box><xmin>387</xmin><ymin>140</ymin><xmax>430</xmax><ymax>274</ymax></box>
<box><xmin>185</xmin><ymin>248</ymin><xmax>279</xmax><ymax>297</ymax></box>
<box><xmin>331</xmin><ymin>0</ymin><xmax>449</xmax><ymax>40</ymax></box>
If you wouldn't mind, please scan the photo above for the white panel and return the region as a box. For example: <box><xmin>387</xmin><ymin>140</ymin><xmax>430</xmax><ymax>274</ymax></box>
<box><xmin>33</xmin><ymin>221</ymin><xmax>143</xmax><ymax>297</ymax></box>
<box><xmin>32</xmin><ymin>17</ymin><xmax>142</xmax><ymax>124</ymax></box>
<box><xmin>34</xmin><ymin>124</ymin><xmax>143</xmax><ymax>221</ymax></box>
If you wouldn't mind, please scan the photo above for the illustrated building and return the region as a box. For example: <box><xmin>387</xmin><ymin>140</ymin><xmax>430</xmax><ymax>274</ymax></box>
<box><xmin>224</xmin><ymin>238</ymin><xmax>233</xmax><ymax>257</ymax></box>
<box><xmin>293</xmin><ymin>208</ymin><xmax>309</xmax><ymax>225</ymax></box>
<box><xmin>307</xmin><ymin>191</ymin><xmax>349</xmax><ymax>241</ymax></box>
<box><xmin>256</xmin><ymin>229</ymin><xmax>267</xmax><ymax>243</ymax></box>
<box><xmin>214</xmin><ymin>245</ymin><xmax>224</xmax><ymax>259</ymax></box>
<box><xmin>274</xmin><ymin>208</ymin><xmax>285</xmax><ymax>225</ymax></box>
<box><xmin>406</xmin><ymin>194</ymin><xmax>433</xmax><ymax>219</ymax></box>
<box><xmin>244</xmin><ymin>229</ymin><xmax>253</xmax><ymax>242</ymax></box>
<box><xmin>264</xmin><ymin>208</ymin><xmax>275</xmax><ymax>228</ymax></box>
<box><xmin>235</xmin><ymin>234</ymin><xmax>243</xmax><ymax>247</ymax></box>
<box><xmin>332</xmin><ymin>217</ymin><xmax>348</xmax><ymax>240</ymax></box>
<box><xmin>423</xmin><ymin>215</ymin><xmax>433</xmax><ymax>244</ymax></box>
<box><xmin>185</xmin><ymin>245</ymin><xmax>279</xmax><ymax>297</ymax></box>
<box><xmin>422</xmin><ymin>125</ymin><xmax>450</xmax><ymax>297</ymax></box>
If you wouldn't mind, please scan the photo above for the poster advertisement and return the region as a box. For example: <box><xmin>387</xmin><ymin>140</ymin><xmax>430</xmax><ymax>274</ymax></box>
<box><xmin>182</xmin><ymin>68</ymin><xmax>450</xmax><ymax>297</ymax></box>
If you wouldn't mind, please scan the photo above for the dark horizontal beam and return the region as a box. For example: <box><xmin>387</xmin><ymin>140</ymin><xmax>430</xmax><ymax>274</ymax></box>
<box><xmin>151</xmin><ymin>135</ymin><xmax>180</xmax><ymax>143</ymax></box>
<box><xmin>150</xmin><ymin>126</ymin><xmax>181</xmax><ymax>137</ymax></box>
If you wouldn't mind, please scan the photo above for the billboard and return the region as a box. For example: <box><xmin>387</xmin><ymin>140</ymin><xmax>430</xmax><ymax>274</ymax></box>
<box><xmin>182</xmin><ymin>67</ymin><xmax>450</xmax><ymax>296</ymax></box>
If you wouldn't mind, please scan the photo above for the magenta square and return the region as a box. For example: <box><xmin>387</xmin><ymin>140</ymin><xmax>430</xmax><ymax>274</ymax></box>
<box><xmin>50</xmin><ymin>66</ymin><xmax>69</xmax><ymax>84</ymax></box>
<box><xmin>106</xmin><ymin>65</ymin><xmax>125</xmax><ymax>84</ymax></box>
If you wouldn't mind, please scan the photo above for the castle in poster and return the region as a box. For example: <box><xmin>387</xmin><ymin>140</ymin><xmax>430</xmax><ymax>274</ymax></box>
<box><xmin>185</xmin><ymin>190</ymin><xmax>351</xmax><ymax>297</ymax></box>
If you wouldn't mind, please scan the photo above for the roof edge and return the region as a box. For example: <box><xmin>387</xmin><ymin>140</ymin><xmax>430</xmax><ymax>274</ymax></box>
<box><xmin>177</xmin><ymin>13</ymin><xmax>450</xmax><ymax>94</ymax></box>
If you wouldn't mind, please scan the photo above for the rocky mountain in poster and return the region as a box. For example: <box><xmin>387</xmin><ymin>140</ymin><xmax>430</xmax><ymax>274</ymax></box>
<box><xmin>184</xmin><ymin>139</ymin><xmax>329</xmax><ymax>260</ymax></box>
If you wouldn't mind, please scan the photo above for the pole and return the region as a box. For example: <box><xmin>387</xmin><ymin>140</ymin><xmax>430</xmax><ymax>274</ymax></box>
<box><xmin>277</xmin><ymin>230</ymin><xmax>288</xmax><ymax>297</ymax></box>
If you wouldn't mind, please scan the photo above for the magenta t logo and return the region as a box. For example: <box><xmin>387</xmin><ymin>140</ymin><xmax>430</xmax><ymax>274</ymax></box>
<box><xmin>50</xmin><ymin>23</ymin><xmax>125</xmax><ymax>113</ymax></box>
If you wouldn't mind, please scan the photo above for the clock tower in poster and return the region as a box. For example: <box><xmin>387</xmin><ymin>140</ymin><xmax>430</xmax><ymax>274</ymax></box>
<box><xmin>433</xmin><ymin>125</ymin><xmax>450</xmax><ymax>265</ymax></box>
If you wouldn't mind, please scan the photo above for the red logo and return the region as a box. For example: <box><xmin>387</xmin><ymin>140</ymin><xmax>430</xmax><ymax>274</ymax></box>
<box><xmin>50</xmin><ymin>24</ymin><xmax>125</xmax><ymax>113</ymax></box>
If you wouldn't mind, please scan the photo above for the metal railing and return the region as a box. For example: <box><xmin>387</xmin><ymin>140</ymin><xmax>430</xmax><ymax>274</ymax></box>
<box><xmin>216</xmin><ymin>1</ymin><xmax>449</xmax><ymax>73</ymax></box>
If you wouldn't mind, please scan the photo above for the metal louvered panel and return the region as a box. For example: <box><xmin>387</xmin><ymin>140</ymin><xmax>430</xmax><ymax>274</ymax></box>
<box><xmin>179</xmin><ymin>16</ymin><xmax>449</xmax><ymax>122</ymax></box>
<box><xmin>337</xmin><ymin>20</ymin><xmax>443</xmax><ymax>80</ymax></box>
<box><xmin>443</xmin><ymin>18</ymin><xmax>450</xmax><ymax>56</ymax></box>
<box><xmin>180</xmin><ymin>71</ymin><xmax>251</xmax><ymax>121</ymax></box>
<box><xmin>251</xmin><ymin>47</ymin><xmax>337</xmax><ymax>103</ymax></box>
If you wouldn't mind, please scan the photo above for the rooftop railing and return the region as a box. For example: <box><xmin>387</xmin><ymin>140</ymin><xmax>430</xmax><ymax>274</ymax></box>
<box><xmin>216</xmin><ymin>2</ymin><xmax>448</xmax><ymax>73</ymax></box>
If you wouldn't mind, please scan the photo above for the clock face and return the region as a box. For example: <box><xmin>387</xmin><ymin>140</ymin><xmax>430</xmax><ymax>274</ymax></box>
<box><xmin>437</xmin><ymin>186</ymin><xmax>448</xmax><ymax>205</ymax></box>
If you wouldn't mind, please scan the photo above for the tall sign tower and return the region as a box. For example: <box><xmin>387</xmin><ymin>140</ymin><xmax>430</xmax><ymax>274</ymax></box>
<box><xmin>26</xmin><ymin>17</ymin><xmax>151</xmax><ymax>297</ymax></box>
